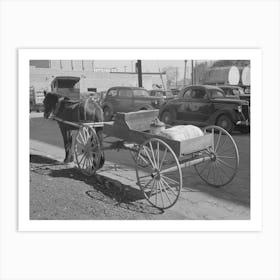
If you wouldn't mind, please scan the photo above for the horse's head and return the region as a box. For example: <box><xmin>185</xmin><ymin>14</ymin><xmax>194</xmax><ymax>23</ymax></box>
<box><xmin>43</xmin><ymin>92</ymin><xmax>59</xmax><ymax>119</ymax></box>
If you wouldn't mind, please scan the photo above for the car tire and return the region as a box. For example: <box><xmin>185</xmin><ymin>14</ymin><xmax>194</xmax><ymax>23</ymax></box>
<box><xmin>103</xmin><ymin>106</ymin><xmax>113</xmax><ymax>121</ymax></box>
<box><xmin>161</xmin><ymin>110</ymin><xmax>174</xmax><ymax>125</ymax></box>
<box><xmin>216</xmin><ymin>114</ymin><xmax>234</xmax><ymax>133</ymax></box>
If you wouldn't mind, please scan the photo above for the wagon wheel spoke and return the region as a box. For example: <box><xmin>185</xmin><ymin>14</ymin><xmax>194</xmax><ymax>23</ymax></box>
<box><xmin>78</xmin><ymin>153</ymin><xmax>86</xmax><ymax>166</ymax></box>
<box><xmin>214</xmin><ymin>161</ymin><xmax>224</xmax><ymax>185</ymax></box>
<box><xmin>159</xmin><ymin>181</ymin><xmax>172</xmax><ymax>204</ymax></box>
<box><xmin>216</xmin><ymin>158</ymin><xmax>235</xmax><ymax>170</ymax></box>
<box><xmin>161</xmin><ymin>175</ymin><xmax>179</xmax><ymax>186</ymax></box>
<box><xmin>74</xmin><ymin>126</ymin><xmax>101</xmax><ymax>176</ymax></box>
<box><xmin>136</xmin><ymin>153</ymin><xmax>149</xmax><ymax>166</ymax></box>
<box><xmin>217</xmin><ymin>155</ymin><xmax>236</xmax><ymax>159</ymax></box>
<box><xmin>161</xmin><ymin>177</ymin><xmax>178</xmax><ymax>197</ymax></box>
<box><xmin>143</xmin><ymin>146</ymin><xmax>156</xmax><ymax>169</ymax></box>
<box><xmin>79</xmin><ymin>130</ymin><xmax>87</xmax><ymax>145</ymax></box>
<box><xmin>214</xmin><ymin>130</ymin><xmax>222</xmax><ymax>152</ymax></box>
<box><xmin>136</xmin><ymin>138</ymin><xmax>182</xmax><ymax>210</ymax></box>
<box><xmin>147</xmin><ymin>179</ymin><xmax>157</xmax><ymax>199</ymax></box>
<box><xmin>195</xmin><ymin>125</ymin><xmax>239</xmax><ymax>187</ymax></box>
<box><xmin>156</xmin><ymin>141</ymin><xmax>160</xmax><ymax>168</ymax></box>
<box><xmin>139</xmin><ymin>174</ymin><xmax>153</xmax><ymax>180</ymax></box>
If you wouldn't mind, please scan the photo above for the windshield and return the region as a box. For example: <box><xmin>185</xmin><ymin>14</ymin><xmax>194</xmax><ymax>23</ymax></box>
<box><xmin>165</xmin><ymin>91</ymin><xmax>173</xmax><ymax>98</ymax></box>
<box><xmin>208</xmin><ymin>89</ymin><xmax>225</xmax><ymax>99</ymax></box>
<box><xmin>57</xmin><ymin>79</ymin><xmax>80</xmax><ymax>89</ymax></box>
<box><xmin>133</xmin><ymin>89</ymin><xmax>150</xmax><ymax>97</ymax></box>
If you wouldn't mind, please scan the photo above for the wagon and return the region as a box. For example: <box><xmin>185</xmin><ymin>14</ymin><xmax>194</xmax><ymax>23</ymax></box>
<box><xmin>53</xmin><ymin>109</ymin><xmax>239</xmax><ymax>210</ymax></box>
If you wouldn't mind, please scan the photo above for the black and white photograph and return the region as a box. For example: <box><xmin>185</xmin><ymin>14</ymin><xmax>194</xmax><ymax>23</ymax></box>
<box><xmin>2</xmin><ymin>1</ymin><xmax>280</xmax><ymax>280</ymax></box>
<box><xmin>29</xmin><ymin>58</ymin><xmax>251</xmax><ymax>221</ymax></box>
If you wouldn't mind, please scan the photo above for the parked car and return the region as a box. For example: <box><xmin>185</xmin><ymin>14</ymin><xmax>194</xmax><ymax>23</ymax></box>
<box><xmin>218</xmin><ymin>85</ymin><xmax>251</xmax><ymax>104</ymax></box>
<box><xmin>50</xmin><ymin>76</ymin><xmax>81</xmax><ymax>100</ymax></box>
<box><xmin>159</xmin><ymin>85</ymin><xmax>250</xmax><ymax>133</ymax></box>
<box><xmin>170</xmin><ymin>88</ymin><xmax>180</xmax><ymax>96</ymax></box>
<box><xmin>102</xmin><ymin>86</ymin><xmax>164</xmax><ymax>121</ymax></box>
<box><xmin>149</xmin><ymin>89</ymin><xmax>174</xmax><ymax>100</ymax></box>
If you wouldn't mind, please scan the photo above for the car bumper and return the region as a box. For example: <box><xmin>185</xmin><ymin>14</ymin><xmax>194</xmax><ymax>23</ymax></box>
<box><xmin>236</xmin><ymin>119</ymin><xmax>250</xmax><ymax>126</ymax></box>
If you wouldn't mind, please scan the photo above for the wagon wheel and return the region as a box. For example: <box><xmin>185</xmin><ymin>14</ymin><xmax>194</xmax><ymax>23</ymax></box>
<box><xmin>74</xmin><ymin>126</ymin><xmax>102</xmax><ymax>176</ymax></box>
<box><xmin>136</xmin><ymin>138</ymin><xmax>182</xmax><ymax>210</ymax></box>
<box><xmin>194</xmin><ymin>125</ymin><xmax>239</xmax><ymax>187</ymax></box>
<box><xmin>130</xmin><ymin>144</ymin><xmax>150</xmax><ymax>168</ymax></box>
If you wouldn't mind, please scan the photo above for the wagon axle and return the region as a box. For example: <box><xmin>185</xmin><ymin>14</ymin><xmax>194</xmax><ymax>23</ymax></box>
<box><xmin>151</xmin><ymin>170</ymin><xmax>161</xmax><ymax>180</ymax></box>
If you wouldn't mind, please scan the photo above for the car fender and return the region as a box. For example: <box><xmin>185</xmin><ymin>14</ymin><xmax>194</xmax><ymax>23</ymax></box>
<box><xmin>159</xmin><ymin>106</ymin><xmax>177</xmax><ymax>121</ymax></box>
<box><xmin>102</xmin><ymin>102</ymin><xmax>114</xmax><ymax>112</ymax></box>
<box><xmin>210</xmin><ymin>109</ymin><xmax>237</xmax><ymax>124</ymax></box>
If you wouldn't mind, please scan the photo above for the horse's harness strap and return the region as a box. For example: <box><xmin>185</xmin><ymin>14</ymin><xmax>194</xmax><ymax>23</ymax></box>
<box><xmin>84</xmin><ymin>98</ymin><xmax>89</xmax><ymax>121</ymax></box>
<box><xmin>53</xmin><ymin>97</ymin><xmax>91</xmax><ymax>122</ymax></box>
<box><xmin>53</xmin><ymin>97</ymin><xmax>65</xmax><ymax>117</ymax></box>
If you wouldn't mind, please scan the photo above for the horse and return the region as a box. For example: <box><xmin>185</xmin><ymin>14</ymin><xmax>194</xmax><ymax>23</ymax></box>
<box><xmin>43</xmin><ymin>92</ymin><xmax>105</xmax><ymax>167</ymax></box>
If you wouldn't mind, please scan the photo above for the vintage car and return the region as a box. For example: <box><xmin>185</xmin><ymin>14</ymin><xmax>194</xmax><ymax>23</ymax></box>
<box><xmin>149</xmin><ymin>89</ymin><xmax>174</xmax><ymax>100</ymax></box>
<box><xmin>50</xmin><ymin>76</ymin><xmax>81</xmax><ymax>100</ymax></box>
<box><xmin>159</xmin><ymin>85</ymin><xmax>250</xmax><ymax>133</ymax></box>
<box><xmin>102</xmin><ymin>86</ymin><xmax>164</xmax><ymax>121</ymax></box>
<box><xmin>218</xmin><ymin>85</ymin><xmax>251</xmax><ymax>104</ymax></box>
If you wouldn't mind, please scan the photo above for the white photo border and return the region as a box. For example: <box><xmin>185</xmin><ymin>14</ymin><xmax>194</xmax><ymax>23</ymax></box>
<box><xmin>19</xmin><ymin>48</ymin><xmax>261</xmax><ymax>231</ymax></box>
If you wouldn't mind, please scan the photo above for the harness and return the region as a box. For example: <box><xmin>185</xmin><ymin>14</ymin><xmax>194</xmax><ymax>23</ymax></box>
<box><xmin>53</xmin><ymin>97</ymin><xmax>91</xmax><ymax>122</ymax></box>
<box><xmin>53</xmin><ymin>97</ymin><xmax>65</xmax><ymax>117</ymax></box>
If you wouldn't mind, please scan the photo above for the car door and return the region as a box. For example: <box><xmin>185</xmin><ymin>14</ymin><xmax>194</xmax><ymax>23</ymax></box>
<box><xmin>117</xmin><ymin>88</ymin><xmax>134</xmax><ymax>112</ymax></box>
<box><xmin>175</xmin><ymin>88</ymin><xmax>192</xmax><ymax>121</ymax></box>
<box><xmin>183</xmin><ymin>87</ymin><xmax>211</xmax><ymax>123</ymax></box>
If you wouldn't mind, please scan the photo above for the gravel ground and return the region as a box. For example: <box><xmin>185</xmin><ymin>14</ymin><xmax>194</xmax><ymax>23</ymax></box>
<box><xmin>30</xmin><ymin>154</ymin><xmax>185</xmax><ymax>220</ymax></box>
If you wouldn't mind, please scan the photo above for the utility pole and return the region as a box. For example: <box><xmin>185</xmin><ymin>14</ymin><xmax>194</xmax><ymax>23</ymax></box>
<box><xmin>183</xmin><ymin>60</ymin><xmax>187</xmax><ymax>87</ymax></box>
<box><xmin>175</xmin><ymin>67</ymin><xmax>178</xmax><ymax>88</ymax></box>
<box><xmin>136</xmin><ymin>60</ymin><xmax>142</xmax><ymax>87</ymax></box>
<box><xmin>191</xmin><ymin>60</ymin><xmax>194</xmax><ymax>85</ymax></box>
<box><xmin>159</xmin><ymin>68</ymin><xmax>165</xmax><ymax>90</ymax></box>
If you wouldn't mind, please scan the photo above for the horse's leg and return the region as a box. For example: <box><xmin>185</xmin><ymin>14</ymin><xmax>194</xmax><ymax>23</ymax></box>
<box><xmin>96</xmin><ymin>127</ymin><xmax>105</xmax><ymax>169</ymax></box>
<box><xmin>66</xmin><ymin>129</ymin><xmax>74</xmax><ymax>162</ymax></box>
<box><xmin>95</xmin><ymin>106</ymin><xmax>105</xmax><ymax>168</ymax></box>
<box><xmin>58</xmin><ymin>124</ymin><xmax>70</xmax><ymax>163</ymax></box>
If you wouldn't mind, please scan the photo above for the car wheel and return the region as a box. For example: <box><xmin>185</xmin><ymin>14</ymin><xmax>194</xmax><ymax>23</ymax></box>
<box><xmin>216</xmin><ymin>114</ymin><xmax>234</xmax><ymax>133</ymax></box>
<box><xmin>238</xmin><ymin>126</ymin><xmax>250</xmax><ymax>134</ymax></box>
<box><xmin>103</xmin><ymin>106</ymin><xmax>112</xmax><ymax>121</ymax></box>
<box><xmin>161</xmin><ymin>110</ymin><xmax>174</xmax><ymax>125</ymax></box>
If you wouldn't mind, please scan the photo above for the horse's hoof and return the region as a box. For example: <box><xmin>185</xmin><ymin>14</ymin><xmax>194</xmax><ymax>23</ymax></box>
<box><xmin>64</xmin><ymin>157</ymin><xmax>74</xmax><ymax>164</ymax></box>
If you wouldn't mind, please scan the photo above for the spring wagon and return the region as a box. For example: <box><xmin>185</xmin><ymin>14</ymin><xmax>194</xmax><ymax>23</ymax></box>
<box><xmin>54</xmin><ymin>109</ymin><xmax>239</xmax><ymax>210</ymax></box>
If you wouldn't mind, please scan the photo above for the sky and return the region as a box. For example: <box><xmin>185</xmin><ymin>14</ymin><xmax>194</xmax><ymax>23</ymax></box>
<box><xmin>92</xmin><ymin>60</ymin><xmax>190</xmax><ymax>79</ymax></box>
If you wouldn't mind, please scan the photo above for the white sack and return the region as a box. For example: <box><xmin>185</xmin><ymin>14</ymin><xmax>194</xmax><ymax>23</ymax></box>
<box><xmin>160</xmin><ymin>125</ymin><xmax>203</xmax><ymax>141</ymax></box>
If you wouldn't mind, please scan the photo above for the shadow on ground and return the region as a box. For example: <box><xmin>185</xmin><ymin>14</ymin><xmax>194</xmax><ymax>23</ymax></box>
<box><xmin>30</xmin><ymin>154</ymin><xmax>163</xmax><ymax>215</ymax></box>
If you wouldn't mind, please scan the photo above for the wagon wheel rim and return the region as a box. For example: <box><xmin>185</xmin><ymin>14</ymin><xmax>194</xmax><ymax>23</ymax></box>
<box><xmin>136</xmin><ymin>138</ymin><xmax>182</xmax><ymax>210</ymax></box>
<box><xmin>194</xmin><ymin>125</ymin><xmax>239</xmax><ymax>187</ymax></box>
<box><xmin>74</xmin><ymin>126</ymin><xmax>102</xmax><ymax>176</ymax></box>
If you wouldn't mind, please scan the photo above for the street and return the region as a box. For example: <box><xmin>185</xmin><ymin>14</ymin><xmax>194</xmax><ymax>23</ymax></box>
<box><xmin>30</xmin><ymin>113</ymin><xmax>250</xmax><ymax>220</ymax></box>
